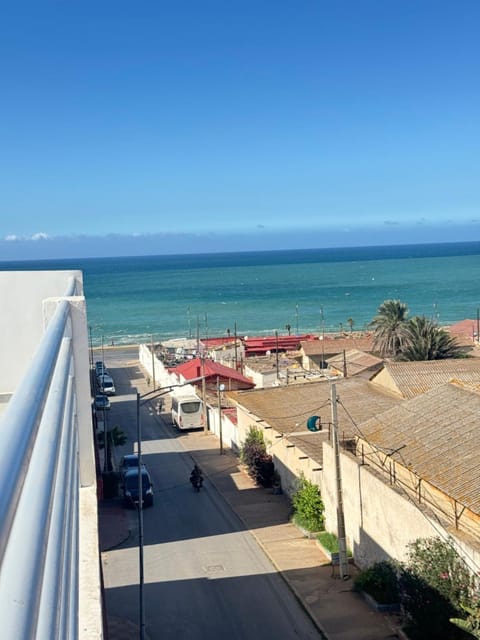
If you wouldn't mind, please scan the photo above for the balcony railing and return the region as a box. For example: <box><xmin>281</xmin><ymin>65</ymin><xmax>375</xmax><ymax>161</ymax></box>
<box><xmin>0</xmin><ymin>277</ymin><xmax>92</xmax><ymax>639</ymax></box>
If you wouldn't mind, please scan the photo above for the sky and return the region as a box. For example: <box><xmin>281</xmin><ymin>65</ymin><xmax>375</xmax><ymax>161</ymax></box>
<box><xmin>1</xmin><ymin>1</ymin><xmax>479</xmax><ymax>260</ymax></box>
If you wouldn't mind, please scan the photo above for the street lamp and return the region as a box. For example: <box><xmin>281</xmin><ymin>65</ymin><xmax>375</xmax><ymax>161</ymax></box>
<box><xmin>217</xmin><ymin>377</ymin><xmax>225</xmax><ymax>454</ymax></box>
<box><xmin>135</xmin><ymin>375</ymin><xmax>207</xmax><ymax>639</ymax></box>
<box><xmin>320</xmin><ymin>306</ymin><xmax>325</xmax><ymax>370</ymax></box>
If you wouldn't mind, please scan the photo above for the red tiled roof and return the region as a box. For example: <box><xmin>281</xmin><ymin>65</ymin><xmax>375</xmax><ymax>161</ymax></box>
<box><xmin>244</xmin><ymin>334</ymin><xmax>317</xmax><ymax>354</ymax></box>
<box><xmin>169</xmin><ymin>357</ymin><xmax>254</xmax><ymax>387</ymax></box>
<box><xmin>447</xmin><ymin>319</ymin><xmax>478</xmax><ymax>339</ymax></box>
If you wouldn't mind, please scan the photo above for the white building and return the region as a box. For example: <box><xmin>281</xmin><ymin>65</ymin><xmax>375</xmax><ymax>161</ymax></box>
<box><xmin>0</xmin><ymin>270</ymin><xmax>102</xmax><ymax>639</ymax></box>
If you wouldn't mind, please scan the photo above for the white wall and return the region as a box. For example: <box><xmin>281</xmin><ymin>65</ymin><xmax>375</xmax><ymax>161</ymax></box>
<box><xmin>0</xmin><ymin>270</ymin><xmax>82</xmax><ymax>392</ymax></box>
<box><xmin>208</xmin><ymin>406</ymin><xmax>240</xmax><ymax>451</ymax></box>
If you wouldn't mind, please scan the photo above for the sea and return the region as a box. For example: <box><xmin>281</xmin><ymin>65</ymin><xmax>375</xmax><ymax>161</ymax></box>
<box><xmin>2</xmin><ymin>241</ymin><xmax>480</xmax><ymax>347</ymax></box>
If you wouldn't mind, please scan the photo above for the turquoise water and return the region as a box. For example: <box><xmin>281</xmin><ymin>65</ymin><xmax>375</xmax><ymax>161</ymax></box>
<box><xmin>2</xmin><ymin>242</ymin><xmax>480</xmax><ymax>346</ymax></box>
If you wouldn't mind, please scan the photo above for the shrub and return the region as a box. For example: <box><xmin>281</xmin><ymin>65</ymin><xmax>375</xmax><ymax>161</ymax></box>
<box><xmin>291</xmin><ymin>475</ymin><xmax>325</xmax><ymax>532</ymax></box>
<box><xmin>354</xmin><ymin>561</ymin><xmax>399</xmax><ymax>604</ymax></box>
<box><xmin>240</xmin><ymin>426</ymin><xmax>275</xmax><ymax>487</ymax></box>
<box><xmin>399</xmin><ymin>537</ymin><xmax>475</xmax><ymax>640</ymax></box>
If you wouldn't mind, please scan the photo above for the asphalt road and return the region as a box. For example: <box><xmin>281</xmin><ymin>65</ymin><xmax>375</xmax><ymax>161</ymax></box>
<box><xmin>100</xmin><ymin>347</ymin><xmax>322</xmax><ymax>639</ymax></box>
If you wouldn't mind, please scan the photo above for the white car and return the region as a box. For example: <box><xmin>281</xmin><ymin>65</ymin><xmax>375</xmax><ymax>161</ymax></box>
<box><xmin>97</xmin><ymin>374</ymin><xmax>116</xmax><ymax>395</ymax></box>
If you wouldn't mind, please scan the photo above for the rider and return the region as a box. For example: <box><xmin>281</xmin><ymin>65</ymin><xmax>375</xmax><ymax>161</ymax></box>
<box><xmin>190</xmin><ymin>464</ymin><xmax>203</xmax><ymax>485</ymax></box>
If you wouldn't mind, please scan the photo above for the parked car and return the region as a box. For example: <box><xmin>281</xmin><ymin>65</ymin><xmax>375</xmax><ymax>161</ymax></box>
<box><xmin>95</xmin><ymin>361</ymin><xmax>109</xmax><ymax>376</ymax></box>
<box><xmin>119</xmin><ymin>454</ymin><xmax>145</xmax><ymax>479</ymax></box>
<box><xmin>97</xmin><ymin>374</ymin><xmax>116</xmax><ymax>395</ymax></box>
<box><xmin>94</xmin><ymin>394</ymin><xmax>110</xmax><ymax>411</ymax></box>
<box><xmin>122</xmin><ymin>467</ymin><xmax>154</xmax><ymax>508</ymax></box>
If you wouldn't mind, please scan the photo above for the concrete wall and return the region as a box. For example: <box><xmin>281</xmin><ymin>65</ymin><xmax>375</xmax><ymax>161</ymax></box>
<box><xmin>0</xmin><ymin>270</ymin><xmax>82</xmax><ymax>392</ymax></box>
<box><xmin>321</xmin><ymin>442</ymin><xmax>480</xmax><ymax>572</ymax></box>
<box><xmin>243</xmin><ymin>364</ymin><xmax>278</xmax><ymax>388</ymax></box>
<box><xmin>207</xmin><ymin>406</ymin><xmax>239</xmax><ymax>452</ymax></box>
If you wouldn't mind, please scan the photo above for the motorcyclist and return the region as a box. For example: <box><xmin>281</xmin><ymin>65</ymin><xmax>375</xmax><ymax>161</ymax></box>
<box><xmin>190</xmin><ymin>464</ymin><xmax>203</xmax><ymax>487</ymax></box>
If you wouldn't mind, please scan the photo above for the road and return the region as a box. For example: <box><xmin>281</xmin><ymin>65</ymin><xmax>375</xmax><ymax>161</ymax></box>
<box><xmin>99</xmin><ymin>347</ymin><xmax>322</xmax><ymax>639</ymax></box>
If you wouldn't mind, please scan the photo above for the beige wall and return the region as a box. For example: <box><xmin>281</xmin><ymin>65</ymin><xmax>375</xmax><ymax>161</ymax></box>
<box><xmin>369</xmin><ymin>368</ymin><xmax>401</xmax><ymax>397</ymax></box>
<box><xmin>321</xmin><ymin>443</ymin><xmax>480</xmax><ymax>573</ymax></box>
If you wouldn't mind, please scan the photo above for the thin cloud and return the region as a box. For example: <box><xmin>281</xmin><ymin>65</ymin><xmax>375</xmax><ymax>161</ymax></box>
<box><xmin>4</xmin><ymin>232</ymin><xmax>51</xmax><ymax>242</ymax></box>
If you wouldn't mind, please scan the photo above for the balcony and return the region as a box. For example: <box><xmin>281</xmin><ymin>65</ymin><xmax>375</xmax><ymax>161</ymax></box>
<box><xmin>0</xmin><ymin>270</ymin><xmax>102</xmax><ymax>639</ymax></box>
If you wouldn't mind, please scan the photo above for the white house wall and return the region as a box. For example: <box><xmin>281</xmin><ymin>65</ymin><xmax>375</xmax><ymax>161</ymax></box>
<box><xmin>0</xmin><ymin>270</ymin><xmax>83</xmax><ymax>393</ymax></box>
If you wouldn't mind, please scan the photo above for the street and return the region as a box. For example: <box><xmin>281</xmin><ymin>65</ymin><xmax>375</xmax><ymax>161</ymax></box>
<box><xmin>99</xmin><ymin>347</ymin><xmax>322</xmax><ymax>639</ymax></box>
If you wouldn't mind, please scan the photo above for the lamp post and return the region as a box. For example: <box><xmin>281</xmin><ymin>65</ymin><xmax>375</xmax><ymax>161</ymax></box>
<box><xmin>135</xmin><ymin>375</ymin><xmax>207</xmax><ymax>639</ymax></box>
<box><xmin>217</xmin><ymin>377</ymin><xmax>225</xmax><ymax>454</ymax></box>
<box><xmin>320</xmin><ymin>306</ymin><xmax>325</xmax><ymax>370</ymax></box>
<box><xmin>150</xmin><ymin>335</ymin><xmax>156</xmax><ymax>391</ymax></box>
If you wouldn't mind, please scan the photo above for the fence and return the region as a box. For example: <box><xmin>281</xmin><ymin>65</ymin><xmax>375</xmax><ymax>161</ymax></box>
<box><xmin>0</xmin><ymin>278</ymin><xmax>90</xmax><ymax>639</ymax></box>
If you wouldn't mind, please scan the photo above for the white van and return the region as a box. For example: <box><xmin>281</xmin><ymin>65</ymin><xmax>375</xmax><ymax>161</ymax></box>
<box><xmin>171</xmin><ymin>395</ymin><xmax>204</xmax><ymax>430</ymax></box>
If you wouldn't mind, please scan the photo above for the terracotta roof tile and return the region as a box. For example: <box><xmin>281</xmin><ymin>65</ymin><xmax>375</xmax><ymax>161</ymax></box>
<box><xmin>371</xmin><ymin>359</ymin><xmax>480</xmax><ymax>399</ymax></box>
<box><xmin>358</xmin><ymin>382</ymin><xmax>480</xmax><ymax>514</ymax></box>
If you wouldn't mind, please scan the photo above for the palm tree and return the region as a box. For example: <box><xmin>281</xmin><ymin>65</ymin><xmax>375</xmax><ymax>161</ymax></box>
<box><xmin>397</xmin><ymin>316</ymin><xmax>464</xmax><ymax>361</ymax></box>
<box><xmin>347</xmin><ymin>318</ymin><xmax>354</xmax><ymax>334</ymax></box>
<box><xmin>369</xmin><ymin>299</ymin><xmax>409</xmax><ymax>357</ymax></box>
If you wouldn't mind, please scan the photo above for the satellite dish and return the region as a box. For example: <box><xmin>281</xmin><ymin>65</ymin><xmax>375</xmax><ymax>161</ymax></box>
<box><xmin>307</xmin><ymin>415</ymin><xmax>321</xmax><ymax>432</ymax></box>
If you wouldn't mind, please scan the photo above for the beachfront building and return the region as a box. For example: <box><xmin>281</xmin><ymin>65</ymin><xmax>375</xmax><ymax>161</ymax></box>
<box><xmin>0</xmin><ymin>271</ymin><xmax>102</xmax><ymax>639</ymax></box>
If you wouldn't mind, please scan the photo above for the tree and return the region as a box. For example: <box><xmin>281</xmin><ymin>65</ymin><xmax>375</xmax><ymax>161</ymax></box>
<box><xmin>347</xmin><ymin>318</ymin><xmax>354</xmax><ymax>334</ymax></box>
<box><xmin>369</xmin><ymin>299</ymin><xmax>409</xmax><ymax>357</ymax></box>
<box><xmin>98</xmin><ymin>426</ymin><xmax>127</xmax><ymax>472</ymax></box>
<box><xmin>398</xmin><ymin>316</ymin><xmax>465</xmax><ymax>361</ymax></box>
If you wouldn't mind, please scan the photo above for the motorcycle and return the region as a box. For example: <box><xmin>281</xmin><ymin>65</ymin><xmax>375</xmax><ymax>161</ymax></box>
<box><xmin>190</xmin><ymin>469</ymin><xmax>203</xmax><ymax>492</ymax></box>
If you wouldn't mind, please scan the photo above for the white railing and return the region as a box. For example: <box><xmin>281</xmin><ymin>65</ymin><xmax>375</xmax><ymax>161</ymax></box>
<box><xmin>0</xmin><ymin>280</ymin><xmax>86</xmax><ymax>639</ymax></box>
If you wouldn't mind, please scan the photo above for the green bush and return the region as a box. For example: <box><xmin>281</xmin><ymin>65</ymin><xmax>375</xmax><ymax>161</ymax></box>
<box><xmin>354</xmin><ymin>561</ymin><xmax>399</xmax><ymax>604</ymax></box>
<box><xmin>317</xmin><ymin>531</ymin><xmax>352</xmax><ymax>557</ymax></box>
<box><xmin>399</xmin><ymin>537</ymin><xmax>475</xmax><ymax>640</ymax></box>
<box><xmin>240</xmin><ymin>426</ymin><xmax>275</xmax><ymax>487</ymax></box>
<box><xmin>291</xmin><ymin>476</ymin><xmax>325</xmax><ymax>532</ymax></box>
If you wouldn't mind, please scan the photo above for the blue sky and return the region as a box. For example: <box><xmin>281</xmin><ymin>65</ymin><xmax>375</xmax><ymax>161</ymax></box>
<box><xmin>1</xmin><ymin>1</ymin><xmax>479</xmax><ymax>260</ymax></box>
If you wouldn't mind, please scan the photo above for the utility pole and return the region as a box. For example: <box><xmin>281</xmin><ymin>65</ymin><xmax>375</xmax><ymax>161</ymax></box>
<box><xmin>330</xmin><ymin>383</ymin><xmax>349</xmax><ymax>579</ymax></box>
<box><xmin>343</xmin><ymin>350</ymin><xmax>347</xmax><ymax>378</ymax></box>
<box><xmin>234</xmin><ymin>321</ymin><xmax>238</xmax><ymax>371</ymax></box>
<box><xmin>201</xmin><ymin>354</ymin><xmax>208</xmax><ymax>434</ymax></box>
<box><xmin>217</xmin><ymin>376</ymin><xmax>224</xmax><ymax>454</ymax></box>
<box><xmin>136</xmin><ymin>392</ymin><xmax>145</xmax><ymax>640</ymax></box>
<box><xmin>320</xmin><ymin>307</ymin><xmax>325</xmax><ymax>370</ymax></box>
<box><xmin>275</xmin><ymin>330</ymin><xmax>279</xmax><ymax>380</ymax></box>
<box><xmin>477</xmin><ymin>308</ymin><xmax>479</xmax><ymax>345</ymax></box>
<box><xmin>151</xmin><ymin>335</ymin><xmax>156</xmax><ymax>391</ymax></box>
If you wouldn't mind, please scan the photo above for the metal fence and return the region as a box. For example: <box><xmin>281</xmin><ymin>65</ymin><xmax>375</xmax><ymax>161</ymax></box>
<box><xmin>0</xmin><ymin>280</ymin><xmax>82</xmax><ymax>639</ymax></box>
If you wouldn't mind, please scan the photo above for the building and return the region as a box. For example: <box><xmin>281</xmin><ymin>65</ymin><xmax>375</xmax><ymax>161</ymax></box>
<box><xmin>0</xmin><ymin>271</ymin><xmax>102</xmax><ymax>639</ymax></box>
